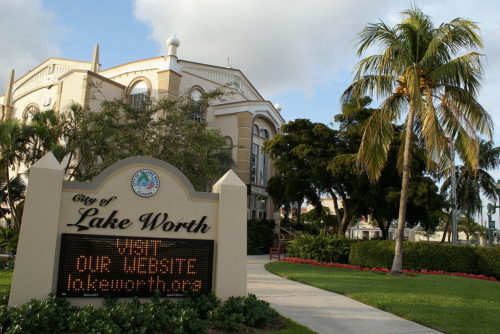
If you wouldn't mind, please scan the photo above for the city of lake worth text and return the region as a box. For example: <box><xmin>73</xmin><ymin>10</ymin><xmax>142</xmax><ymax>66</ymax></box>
<box><xmin>66</xmin><ymin>194</ymin><xmax>210</xmax><ymax>233</ymax></box>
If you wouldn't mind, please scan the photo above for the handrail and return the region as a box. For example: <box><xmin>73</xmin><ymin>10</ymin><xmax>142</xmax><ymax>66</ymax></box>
<box><xmin>279</xmin><ymin>226</ymin><xmax>302</xmax><ymax>241</ymax></box>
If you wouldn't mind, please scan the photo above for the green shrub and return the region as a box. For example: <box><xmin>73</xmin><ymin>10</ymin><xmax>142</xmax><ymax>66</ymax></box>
<box><xmin>1</xmin><ymin>293</ymin><xmax>277</xmax><ymax>333</ymax></box>
<box><xmin>67</xmin><ymin>305</ymin><xmax>120</xmax><ymax>334</ymax></box>
<box><xmin>287</xmin><ymin>234</ymin><xmax>352</xmax><ymax>263</ymax></box>
<box><xmin>6</xmin><ymin>294</ymin><xmax>73</xmax><ymax>334</ymax></box>
<box><xmin>475</xmin><ymin>247</ymin><xmax>500</xmax><ymax>278</ymax></box>
<box><xmin>208</xmin><ymin>294</ymin><xmax>277</xmax><ymax>331</ymax></box>
<box><xmin>349</xmin><ymin>241</ymin><xmax>500</xmax><ymax>278</ymax></box>
<box><xmin>178</xmin><ymin>291</ymin><xmax>221</xmax><ymax>320</ymax></box>
<box><xmin>348</xmin><ymin>240</ymin><xmax>394</xmax><ymax>268</ymax></box>
<box><xmin>247</xmin><ymin>219</ymin><xmax>276</xmax><ymax>254</ymax></box>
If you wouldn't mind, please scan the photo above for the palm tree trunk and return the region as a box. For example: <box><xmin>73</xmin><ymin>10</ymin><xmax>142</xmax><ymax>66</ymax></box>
<box><xmin>441</xmin><ymin>222</ymin><xmax>449</xmax><ymax>243</ymax></box>
<box><xmin>390</xmin><ymin>104</ymin><xmax>415</xmax><ymax>274</ymax></box>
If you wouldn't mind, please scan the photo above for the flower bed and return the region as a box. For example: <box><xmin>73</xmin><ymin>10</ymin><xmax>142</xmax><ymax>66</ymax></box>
<box><xmin>283</xmin><ymin>257</ymin><xmax>498</xmax><ymax>282</ymax></box>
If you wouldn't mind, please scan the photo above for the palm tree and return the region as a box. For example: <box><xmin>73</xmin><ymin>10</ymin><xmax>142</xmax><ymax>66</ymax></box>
<box><xmin>0</xmin><ymin>119</ymin><xmax>27</xmax><ymax>229</ymax></box>
<box><xmin>440</xmin><ymin>139</ymin><xmax>499</xmax><ymax>238</ymax></box>
<box><xmin>342</xmin><ymin>7</ymin><xmax>493</xmax><ymax>273</ymax></box>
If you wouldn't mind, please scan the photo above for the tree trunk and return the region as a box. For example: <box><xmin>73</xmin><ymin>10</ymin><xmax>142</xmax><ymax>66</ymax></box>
<box><xmin>296</xmin><ymin>199</ymin><xmax>303</xmax><ymax>223</ymax></box>
<box><xmin>337</xmin><ymin>199</ymin><xmax>357</xmax><ymax>236</ymax></box>
<box><xmin>329</xmin><ymin>190</ymin><xmax>342</xmax><ymax>234</ymax></box>
<box><xmin>377</xmin><ymin>220</ymin><xmax>390</xmax><ymax>240</ymax></box>
<box><xmin>441</xmin><ymin>222</ymin><xmax>449</xmax><ymax>243</ymax></box>
<box><xmin>390</xmin><ymin>103</ymin><xmax>415</xmax><ymax>274</ymax></box>
<box><xmin>338</xmin><ymin>204</ymin><xmax>350</xmax><ymax>236</ymax></box>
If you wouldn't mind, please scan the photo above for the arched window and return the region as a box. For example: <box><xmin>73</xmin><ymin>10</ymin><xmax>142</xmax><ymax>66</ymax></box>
<box><xmin>22</xmin><ymin>104</ymin><xmax>40</xmax><ymax>124</ymax></box>
<box><xmin>190</xmin><ymin>89</ymin><xmax>203</xmax><ymax>102</ymax></box>
<box><xmin>129</xmin><ymin>81</ymin><xmax>148</xmax><ymax>109</ymax></box>
<box><xmin>260</xmin><ymin>128</ymin><xmax>269</xmax><ymax>139</ymax></box>
<box><xmin>253</xmin><ymin>124</ymin><xmax>260</xmax><ymax>136</ymax></box>
<box><xmin>190</xmin><ymin>88</ymin><xmax>204</xmax><ymax>122</ymax></box>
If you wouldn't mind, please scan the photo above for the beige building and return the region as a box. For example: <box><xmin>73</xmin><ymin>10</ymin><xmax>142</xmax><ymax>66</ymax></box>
<box><xmin>0</xmin><ymin>35</ymin><xmax>285</xmax><ymax>220</ymax></box>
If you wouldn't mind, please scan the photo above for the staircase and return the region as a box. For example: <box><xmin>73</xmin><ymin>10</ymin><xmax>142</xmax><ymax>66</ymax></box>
<box><xmin>278</xmin><ymin>226</ymin><xmax>302</xmax><ymax>245</ymax></box>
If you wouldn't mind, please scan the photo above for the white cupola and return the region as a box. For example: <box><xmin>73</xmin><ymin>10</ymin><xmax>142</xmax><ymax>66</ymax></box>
<box><xmin>274</xmin><ymin>102</ymin><xmax>282</xmax><ymax>112</ymax></box>
<box><xmin>166</xmin><ymin>33</ymin><xmax>180</xmax><ymax>58</ymax></box>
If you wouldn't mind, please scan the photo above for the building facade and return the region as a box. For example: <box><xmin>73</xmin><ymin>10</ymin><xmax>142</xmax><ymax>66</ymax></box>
<box><xmin>0</xmin><ymin>35</ymin><xmax>285</xmax><ymax>220</ymax></box>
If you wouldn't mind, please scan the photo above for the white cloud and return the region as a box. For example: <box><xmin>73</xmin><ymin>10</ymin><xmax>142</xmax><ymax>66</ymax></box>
<box><xmin>133</xmin><ymin>0</ymin><xmax>402</xmax><ymax>97</ymax></box>
<box><xmin>134</xmin><ymin>0</ymin><xmax>500</xmax><ymax>144</ymax></box>
<box><xmin>0</xmin><ymin>0</ymin><xmax>62</xmax><ymax>93</ymax></box>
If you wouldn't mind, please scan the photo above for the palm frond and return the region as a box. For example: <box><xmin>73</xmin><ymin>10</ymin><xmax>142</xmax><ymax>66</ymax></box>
<box><xmin>357</xmin><ymin>95</ymin><xmax>404</xmax><ymax>181</ymax></box>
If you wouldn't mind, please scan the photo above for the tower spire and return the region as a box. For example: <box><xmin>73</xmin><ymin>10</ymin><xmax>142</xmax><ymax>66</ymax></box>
<box><xmin>2</xmin><ymin>69</ymin><xmax>15</xmax><ymax>119</ymax></box>
<box><xmin>91</xmin><ymin>44</ymin><xmax>100</xmax><ymax>72</ymax></box>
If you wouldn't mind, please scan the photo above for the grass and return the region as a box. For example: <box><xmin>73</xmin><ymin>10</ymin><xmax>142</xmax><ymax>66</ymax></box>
<box><xmin>266</xmin><ymin>262</ymin><xmax>500</xmax><ymax>334</ymax></box>
<box><xmin>0</xmin><ymin>270</ymin><xmax>11</xmax><ymax>293</ymax></box>
<box><xmin>256</xmin><ymin>317</ymin><xmax>317</xmax><ymax>334</ymax></box>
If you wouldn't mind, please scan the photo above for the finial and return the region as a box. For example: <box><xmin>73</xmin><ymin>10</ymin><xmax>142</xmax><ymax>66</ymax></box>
<box><xmin>167</xmin><ymin>33</ymin><xmax>180</xmax><ymax>47</ymax></box>
<box><xmin>166</xmin><ymin>33</ymin><xmax>180</xmax><ymax>58</ymax></box>
<box><xmin>274</xmin><ymin>102</ymin><xmax>282</xmax><ymax>112</ymax></box>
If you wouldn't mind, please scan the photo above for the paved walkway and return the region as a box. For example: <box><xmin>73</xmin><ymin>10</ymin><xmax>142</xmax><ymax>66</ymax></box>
<box><xmin>247</xmin><ymin>255</ymin><xmax>441</xmax><ymax>334</ymax></box>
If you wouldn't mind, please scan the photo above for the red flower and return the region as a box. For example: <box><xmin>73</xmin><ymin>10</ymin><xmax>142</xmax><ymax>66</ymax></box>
<box><xmin>281</xmin><ymin>258</ymin><xmax>497</xmax><ymax>282</ymax></box>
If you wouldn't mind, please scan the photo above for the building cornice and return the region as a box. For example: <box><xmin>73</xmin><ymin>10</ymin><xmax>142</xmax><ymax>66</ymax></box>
<box><xmin>212</xmin><ymin>101</ymin><xmax>285</xmax><ymax>128</ymax></box>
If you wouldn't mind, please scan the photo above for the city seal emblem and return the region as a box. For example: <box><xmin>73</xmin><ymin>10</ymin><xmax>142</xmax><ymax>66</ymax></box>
<box><xmin>131</xmin><ymin>169</ymin><xmax>160</xmax><ymax>197</ymax></box>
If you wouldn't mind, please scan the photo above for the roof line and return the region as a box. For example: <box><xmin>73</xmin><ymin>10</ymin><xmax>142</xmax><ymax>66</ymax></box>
<box><xmin>13</xmin><ymin>57</ymin><xmax>90</xmax><ymax>85</ymax></box>
<box><xmin>99</xmin><ymin>56</ymin><xmax>164</xmax><ymax>72</ymax></box>
<box><xmin>179</xmin><ymin>59</ymin><xmax>264</xmax><ymax>100</ymax></box>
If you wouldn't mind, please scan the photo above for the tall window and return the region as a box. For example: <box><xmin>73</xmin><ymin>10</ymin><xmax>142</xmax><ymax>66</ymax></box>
<box><xmin>190</xmin><ymin>89</ymin><xmax>204</xmax><ymax>122</ymax></box>
<box><xmin>253</xmin><ymin>124</ymin><xmax>259</xmax><ymax>136</ymax></box>
<box><xmin>222</xmin><ymin>136</ymin><xmax>233</xmax><ymax>171</ymax></box>
<box><xmin>258</xmin><ymin>196</ymin><xmax>267</xmax><ymax>219</ymax></box>
<box><xmin>260</xmin><ymin>152</ymin><xmax>268</xmax><ymax>186</ymax></box>
<box><xmin>260</xmin><ymin>128</ymin><xmax>269</xmax><ymax>139</ymax></box>
<box><xmin>250</xmin><ymin>143</ymin><xmax>259</xmax><ymax>183</ymax></box>
<box><xmin>130</xmin><ymin>81</ymin><xmax>148</xmax><ymax>109</ymax></box>
<box><xmin>22</xmin><ymin>104</ymin><xmax>39</xmax><ymax>124</ymax></box>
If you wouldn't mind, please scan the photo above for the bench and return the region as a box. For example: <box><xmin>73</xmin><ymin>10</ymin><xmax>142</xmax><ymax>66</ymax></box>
<box><xmin>269</xmin><ymin>243</ymin><xmax>287</xmax><ymax>260</ymax></box>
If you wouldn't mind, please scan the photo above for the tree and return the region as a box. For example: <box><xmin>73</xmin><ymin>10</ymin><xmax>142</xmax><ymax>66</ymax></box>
<box><xmin>439</xmin><ymin>140</ymin><xmax>498</xmax><ymax>242</ymax></box>
<box><xmin>264</xmin><ymin>120</ymin><xmax>327</xmax><ymax>224</ymax></box>
<box><xmin>60</xmin><ymin>90</ymin><xmax>232</xmax><ymax>190</ymax></box>
<box><xmin>336</xmin><ymin>97</ymin><xmax>445</xmax><ymax>239</ymax></box>
<box><xmin>0</xmin><ymin>119</ymin><xmax>27</xmax><ymax>229</ymax></box>
<box><xmin>343</xmin><ymin>7</ymin><xmax>492</xmax><ymax>273</ymax></box>
<box><xmin>441</xmin><ymin>139</ymin><xmax>499</xmax><ymax>216</ymax></box>
<box><xmin>458</xmin><ymin>215</ymin><xmax>487</xmax><ymax>242</ymax></box>
<box><xmin>0</xmin><ymin>89</ymin><xmax>233</xmax><ymax>237</ymax></box>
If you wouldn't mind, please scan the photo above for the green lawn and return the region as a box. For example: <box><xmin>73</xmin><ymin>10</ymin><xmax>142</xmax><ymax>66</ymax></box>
<box><xmin>0</xmin><ymin>270</ymin><xmax>11</xmax><ymax>293</ymax></box>
<box><xmin>266</xmin><ymin>261</ymin><xmax>500</xmax><ymax>334</ymax></box>
<box><xmin>256</xmin><ymin>317</ymin><xmax>317</xmax><ymax>334</ymax></box>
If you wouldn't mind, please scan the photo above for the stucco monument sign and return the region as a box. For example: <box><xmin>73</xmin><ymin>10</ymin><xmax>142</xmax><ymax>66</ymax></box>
<box><xmin>9</xmin><ymin>154</ymin><xmax>247</xmax><ymax>306</ymax></box>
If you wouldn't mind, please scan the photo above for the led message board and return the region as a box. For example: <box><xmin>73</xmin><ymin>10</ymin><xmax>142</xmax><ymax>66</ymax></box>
<box><xmin>57</xmin><ymin>234</ymin><xmax>214</xmax><ymax>298</ymax></box>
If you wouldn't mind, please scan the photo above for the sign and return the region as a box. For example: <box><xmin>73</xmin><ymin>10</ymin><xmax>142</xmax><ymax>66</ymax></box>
<box><xmin>57</xmin><ymin>234</ymin><xmax>214</xmax><ymax>297</ymax></box>
<box><xmin>9</xmin><ymin>155</ymin><xmax>246</xmax><ymax>307</ymax></box>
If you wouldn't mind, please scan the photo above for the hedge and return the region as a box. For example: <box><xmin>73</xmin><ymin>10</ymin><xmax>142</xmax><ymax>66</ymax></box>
<box><xmin>247</xmin><ymin>220</ymin><xmax>276</xmax><ymax>255</ymax></box>
<box><xmin>0</xmin><ymin>293</ymin><xmax>277</xmax><ymax>334</ymax></box>
<box><xmin>349</xmin><ymin>241</ymin><xmax>500</xmax><ymax>279</ymax></box>
<box><xmin>287</xmin><ymin>234</ymin><xmax>352</xmax><ymax>264</ymax></box>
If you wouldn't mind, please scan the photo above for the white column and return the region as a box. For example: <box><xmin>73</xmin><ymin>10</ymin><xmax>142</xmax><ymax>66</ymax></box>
<box><xmin>9</xmin><ymin>153</ymin><xmax>64</xmax><ymax>306</ymax></box>
<box><xmin>212</xmin><ymin>170</ymin><xmax>247</xmax><ymax>300</ymax></box>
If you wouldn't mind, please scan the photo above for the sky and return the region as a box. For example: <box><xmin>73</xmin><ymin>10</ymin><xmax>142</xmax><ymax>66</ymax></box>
<box><xmin>1</xmin><ymin>0</ymin><xmax>500</xmax><ymax>222</ymax></box>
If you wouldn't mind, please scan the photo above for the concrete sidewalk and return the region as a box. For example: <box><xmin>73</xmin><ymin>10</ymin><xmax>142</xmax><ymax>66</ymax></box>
<box><xmin>247</xmin><ymin>255</ymin><xmax>441</xmax><ymax>334</ymax></box>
